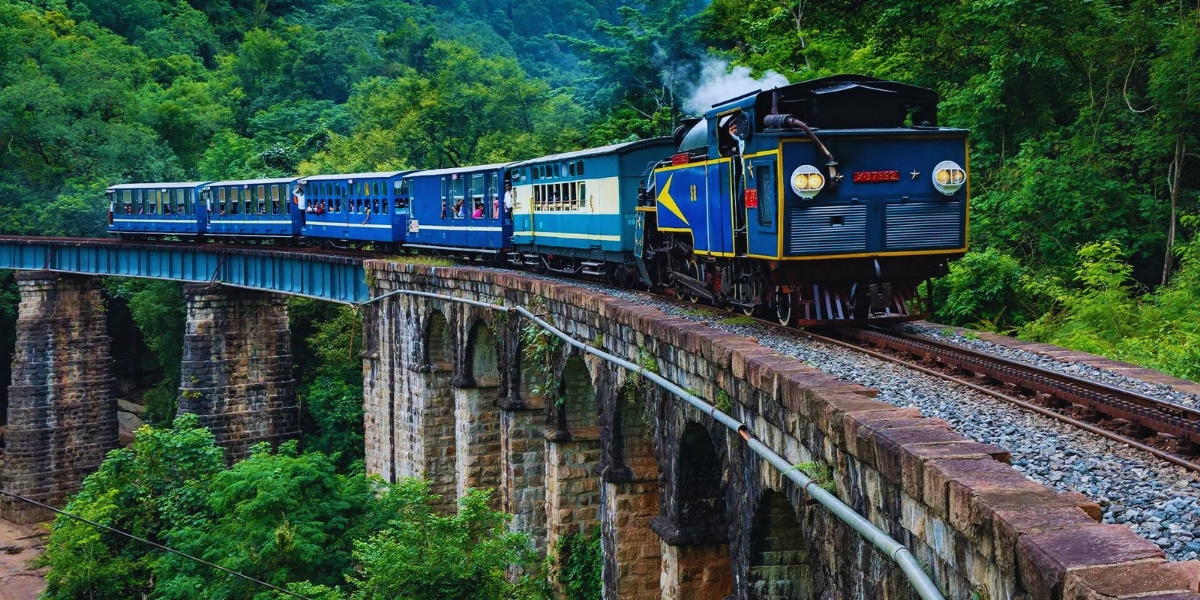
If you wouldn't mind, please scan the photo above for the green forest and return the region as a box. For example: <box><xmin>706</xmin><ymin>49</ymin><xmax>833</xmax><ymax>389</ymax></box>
<box><xmin>2</xmin><ymin>0</ymin><xmax>1200</xmax><ymax>596</ymax></box>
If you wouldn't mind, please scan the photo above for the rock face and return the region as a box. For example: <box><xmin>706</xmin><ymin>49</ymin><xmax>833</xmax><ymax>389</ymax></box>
<box><xmin>177</xmin><ymin>284</ymin><xmax>298</xmax><ymax>462</ymax></box>
<box><xmin>362</xmin><ymin>261</ymin><xmax>1200</xmax><ymax>600</ymax></box>
<box><xmin>1</xmin><ymin>273</ymin><xmax>117</xmax><ymax>524</ymax></box>
<box><xmin>118</xmin><ymin>410</ymin><xmax>144</xmax><ymax>446</ymax></box>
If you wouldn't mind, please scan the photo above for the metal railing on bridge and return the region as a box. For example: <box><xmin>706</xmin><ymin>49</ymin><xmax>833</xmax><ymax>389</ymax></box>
<box><xmin>0</xmin><ymin>237</ymin><xmax>369</xmax><ymax>304</ymax></box>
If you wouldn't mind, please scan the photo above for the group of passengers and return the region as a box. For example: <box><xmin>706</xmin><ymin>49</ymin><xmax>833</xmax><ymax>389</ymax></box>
<box><xmin>124</xmin><ymin>203</ymin><xmax>185</xmax><ymax>215</ymax></box>
<box><xmin>440</xmin><ymin>196</ymin><xmax>503</xmax><ymax>220</ymax></box>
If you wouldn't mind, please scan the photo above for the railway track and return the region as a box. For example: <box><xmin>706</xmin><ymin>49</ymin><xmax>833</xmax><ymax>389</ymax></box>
<box><xmin>637</xmin><ymin>286</ymin><xmax>1200</xmax><ymax>472</ymax></box>
<box><xmin>806</xmin><ymin>325</ymin><xmax>1200</xmax><ymax>473</ymax></box>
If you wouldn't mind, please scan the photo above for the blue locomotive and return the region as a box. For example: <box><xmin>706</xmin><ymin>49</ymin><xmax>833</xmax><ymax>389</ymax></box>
<box><xmin>642</xmin><ymin>74</ymin><xmax>968</xmax><ymax>325</ymax></box>
<box><xmin>106</xmin><ymin>74</ymin><xmax>968</xmax><ymax>325</ymax></box>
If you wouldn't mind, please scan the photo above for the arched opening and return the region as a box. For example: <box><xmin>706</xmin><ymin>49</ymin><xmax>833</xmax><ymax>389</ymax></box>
<box><xmin>679</xmin><ymin>422</ymin><xmax>727</xmax><ymax>534</ymax></box>
<box><xmin>425</xmin><ymin>310</ymin><xmax>453</xmax><ymax>371</ymax></box>
<box><xmin>600</xmin><ymin>383</ymin><xmax>662</xmax><ymax>599</ymax></box>
<box><xmin>417</xmin><ymin>309</ymin><xmax>455</xmax><ymax>511</ymax></box>
<box><xmin>661</xmin><ymin>421</ymin><xmax>734</xmax><ymax>600</ymax></box>
<box><xmin>500</xmin><ymin>333</ymin><xmax>551</xmax><ymax>555</ymax></box>
<box><xmin>748</xmin><ymin>489</ymin><xmax>810</xmax><ymax>599</ymax></box>
<box><xmin>455</xmin><ymin>320</ymin><xmax>502</xmax><ymax>507</ymax></box>
<box><xmin>546</xmin><ymin>353</ymin><xmax>602</xmax><ymax>594</ymax></box>
<box><xmin>468</xmin><ymin>321</ymin><xmax>500</xmax><ymax>387</ymax></box>
<box><xmin>561</xmin><ymin>354</ymin><xmax>597</xmax><ymax>435</ymax></box>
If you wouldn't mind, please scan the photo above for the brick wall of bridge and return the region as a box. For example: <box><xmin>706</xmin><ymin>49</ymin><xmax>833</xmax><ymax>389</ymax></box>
<box><xmin>364</xmin><ymin>261</ymin><xmax>1200</xmax><ymax>600</ymax></box>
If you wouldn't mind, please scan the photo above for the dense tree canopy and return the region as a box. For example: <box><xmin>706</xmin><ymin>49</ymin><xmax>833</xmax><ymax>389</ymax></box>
<box><xmin>13</xmin><ymin>0</ymin><xmax>1200</xmax><ymax>594</ymax></box>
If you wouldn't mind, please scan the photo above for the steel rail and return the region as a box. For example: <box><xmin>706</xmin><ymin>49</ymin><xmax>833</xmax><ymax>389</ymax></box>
<box><xmin>359</xmin><ymin>284</ymin><xmax>946</xmax><ymax>600</ymax></box>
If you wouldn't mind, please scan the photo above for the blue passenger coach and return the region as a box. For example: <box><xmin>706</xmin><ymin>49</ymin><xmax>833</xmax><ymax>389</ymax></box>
<box><xmin>404</xmin><ymin>163</ymin><xmax>511</xmax><ymax>255</ymax></box>
<box><xmin>202</xmin><ymin>177</ymin><xmax>302</xmax><ymax>238</ymax></box>
<box><xmin>108</xmin><ymin>181</ymin><xmax>210</xmax><ymax>238</ymax></box>
<box><xmin>299</xmin><ymin>171</ymin><xmax>411</xmax><ymax>246</ymax></box>
<box><xmin>508</xmin><ymin>139</ymin><xmax>673</xmax><ymax>275</ymax></box>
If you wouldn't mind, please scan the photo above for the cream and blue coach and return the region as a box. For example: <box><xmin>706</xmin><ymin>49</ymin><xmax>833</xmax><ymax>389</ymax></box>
<box><xmin>507</xmin><ymin>139</ymin><xmax>673</xmax><ymax>275</ymax></box>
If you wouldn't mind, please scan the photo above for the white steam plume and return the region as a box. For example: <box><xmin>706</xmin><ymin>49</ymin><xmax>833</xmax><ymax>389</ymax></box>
<box><xmin>683</xmin><ymin>58</ymin><xmax>790</xmax><ymax>116</ymax></box>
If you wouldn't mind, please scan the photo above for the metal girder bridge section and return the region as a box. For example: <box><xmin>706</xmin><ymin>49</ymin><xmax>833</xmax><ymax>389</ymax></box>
<box><xmin>0</xmin><ymin>238</ymin><xmax>369</xmax><ymax>305</ymax></box>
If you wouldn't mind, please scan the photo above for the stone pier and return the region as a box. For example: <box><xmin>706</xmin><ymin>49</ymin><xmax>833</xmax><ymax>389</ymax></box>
<box><xmin>1</xmin><ymin>273</ymin><xmax>116</xmax><ymax>523</ymax></box>
<box><xmin>177</xmin><ymin>284</ymin><xmax>298</xmax><ymax>461</ymax></box>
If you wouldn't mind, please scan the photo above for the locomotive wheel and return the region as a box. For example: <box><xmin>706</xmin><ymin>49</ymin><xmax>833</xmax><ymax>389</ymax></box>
<box><xmin>774</xmin><ymin>287</ymin><xmax>794</xmax><ymax>326</ymax></box>
<box><xmin>737</xmin><ymin>276</ymin><xmax>762</xmax><ymax>316</ymax></box>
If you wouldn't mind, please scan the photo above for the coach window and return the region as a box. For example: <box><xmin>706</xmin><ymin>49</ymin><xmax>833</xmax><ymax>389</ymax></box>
<box><xmin>756</xmin><ymin>165</ymin><xmax>776</xmax><ymax>228</ymax></box>
<box><xmin>579</xmin><ymin>183</ymin><xmax>586</xmax><ymax>207</ymax></box>
<box><xmin>571</xmin><ymin>182</ymin><xmax>579</xmax><ymax>207</ymax></box>
<box><xmin>121</xmin><ymin>190</ymin><xmax>131</xmax><ymax>214</ymax></box>
<box><xmin>577</xmin><ymin>161</ymin><xmax>584</xmax><ymax>176</ymax></box>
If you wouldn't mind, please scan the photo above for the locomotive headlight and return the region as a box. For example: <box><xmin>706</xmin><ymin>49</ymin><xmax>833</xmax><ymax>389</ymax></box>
<box><xmin>790</xmin><ymin>165</ymin><xmax>825</xmax><ymax>199</ymax></box>
<box><xmin>932</xmin><ymin>160</ymin><xmax>966</xmax><ymax>196</ymax></box>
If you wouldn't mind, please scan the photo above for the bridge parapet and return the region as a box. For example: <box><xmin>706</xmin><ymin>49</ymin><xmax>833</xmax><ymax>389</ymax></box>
<box><xmin>362</xmin><ymin>260</ymin><xmax>1200</xmax><ymax>600</ymax></box>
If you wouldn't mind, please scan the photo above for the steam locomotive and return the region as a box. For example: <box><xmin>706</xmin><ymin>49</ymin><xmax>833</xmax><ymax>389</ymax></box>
<box><xmin>108</xmin><ymin>74</ymin><xmax>969</xmax><ymax>325</ymax></box>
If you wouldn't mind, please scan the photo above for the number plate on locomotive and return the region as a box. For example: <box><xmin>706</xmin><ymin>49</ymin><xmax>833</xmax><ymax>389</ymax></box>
<box><xmin>852</xmin><ymin>170</ymin><xmax>901</xmax><ymax>183</ymax></box>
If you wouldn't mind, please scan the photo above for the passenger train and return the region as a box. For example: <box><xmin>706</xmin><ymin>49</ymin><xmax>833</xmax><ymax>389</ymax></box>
<box><xmin>107</xmin><ymin>75</ymin><xmax>969</xmax><ymax>325</ymax></box>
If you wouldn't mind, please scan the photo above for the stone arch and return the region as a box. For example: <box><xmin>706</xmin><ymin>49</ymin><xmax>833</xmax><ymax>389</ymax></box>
<box><xmin>545</xmin><ymin>352</ymin><xmax>603</xmax><ymax>594</ymax></box>
<box><xmin>678</xmin><ymin>421</ymin><xmax>728</xmax><ymax>537</ymax></box>
<box><xmin>466</xmin><ymin>319</ymin><xmax>501</xmax><ymax>388</ymax></box>
<box><xmin>656</xmin><ymin>420</ymin><xmax>735</xmax><ymax>600</ymax></box>
<box><xmin>425</xmin><ymin>309</ymin><xmax>453</xmax><ymax>371</ymax></box>
<box><xmin>454</xmin><ymin>318</ymin><xmax>503</xmax><ymax>507</ymax></box>
<box><xmin>560</xmin><ymin>353</ymin><xmax>599</xmax><ymax>435</ymax></box>
<box><xmin>606</xmin><ymin>381</ymin><xmax>658</xmax><ymax>479</ymax></box>
<box><xmin>747</xmin><ymin>489</ymin><xmax>810</xmax><ymax>600</ymax></box>
<box><xmin>599</xmin><ymin>381</ymin><xmax>663</xmax><ymax>600</ymax></box>
<box><xmin>408</xmin><ymin>306</ymin><xmax>455</xmax><ymax>511</ymax></box>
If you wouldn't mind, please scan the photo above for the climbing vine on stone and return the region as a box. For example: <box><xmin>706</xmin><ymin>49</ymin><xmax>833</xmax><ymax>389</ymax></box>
<box><xmin>553</xmin><ymin>525</ymin><xmax>602</xmax><ymax>600</ymax></box>
<box><xmin>521</xmin><ymin>320</ymin><xmax>562</xmax><ymax>405</ymax></box>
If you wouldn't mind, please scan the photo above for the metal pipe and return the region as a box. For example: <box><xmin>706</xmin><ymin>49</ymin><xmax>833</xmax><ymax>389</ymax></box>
<box><xmin>359</xmin><ymin>287</ymin><xmax>946</xmax><ymax>600</ymax></box>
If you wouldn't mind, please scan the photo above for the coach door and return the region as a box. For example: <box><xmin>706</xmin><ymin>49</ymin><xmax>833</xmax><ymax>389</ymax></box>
<box><xmin>745</xmin><ymin>155</ymin><xmax>779</xmax><ymax>258</ymax></box>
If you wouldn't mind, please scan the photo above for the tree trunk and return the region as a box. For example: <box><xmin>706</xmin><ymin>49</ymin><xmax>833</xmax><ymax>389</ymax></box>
<box><xmin>1162</xmin><ymin>133</ymin><xmax>1185</xmax><ymax>286</ymax></box>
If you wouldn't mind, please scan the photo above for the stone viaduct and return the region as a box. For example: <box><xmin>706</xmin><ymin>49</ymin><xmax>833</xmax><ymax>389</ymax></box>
<box><xmin>4</xmin><ymin>260</ymin><xmax>1200</xmax><ymax>599</ymax></box>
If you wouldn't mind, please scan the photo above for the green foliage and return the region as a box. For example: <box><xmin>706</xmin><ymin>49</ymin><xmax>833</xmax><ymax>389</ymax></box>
<box><xmin>154</xmin><ymin>440</ymin><xmax>374</xmax><ymax>598</ymax></box>
<box><xmin>42</xmin><ymin>416</ymin><xmax>543</xmax><ymax>600</ymax></box>
<box><xmin>931</xmin><ymin>248</ymin><xmax>1034</xmax><ymax>331</ymax></box>
<box><xmin>554</xmin><ymin>526</ymin><xmax>602</xmax><ymax>600</ymax></box>
<box><xmin>39</xmin><ymin>414</ymin><xmax>225</xmax><ymax>600</ymax></box>
<box><xmin>340</xmin><ymin>482</ymin><xmax>545</xmax><ymax>600</ymax></box>
<box><xmin>521</xmin><ymin>321</ymin><xmax>562</xmax><ymax>405</ymax></box>
<box><xmin>105</xmin><ymin>279</ymin><xmax>187</xmax><ymax>423</ymax></box>
<box><xmin>1018</xmin><ymin>238</ymin><xmax>1200</xmax><ymax>380</ymax></box>
<box><xmin>795</xmin><ymin>461</ymin><xmax>836</xmax><ymax>494</ymax></box>
<box><xmin>288</xmin><ymin>298</ymin><xmax>365</xmax><ymax>467</ymax></box>
<box><xmin>714</xmin><ymin>389</ymin><xmax>732</xmax><ymax>413</ymax></box>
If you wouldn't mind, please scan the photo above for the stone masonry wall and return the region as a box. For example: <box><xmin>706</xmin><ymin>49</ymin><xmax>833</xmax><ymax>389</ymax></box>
<box><xmin>2</xmin><ymin>272</ymin><xmax>117</xmax><ymax>524</ymax></box>
<box><xmin>177</xmin><ymin>284</ymin><xmax>298</xmax><ymax>461</ymax></box>
<box><xmin>363</xmin><ymin>261</ymin><xmax>1200</xmax><ymax>600</ymax></box>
